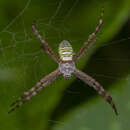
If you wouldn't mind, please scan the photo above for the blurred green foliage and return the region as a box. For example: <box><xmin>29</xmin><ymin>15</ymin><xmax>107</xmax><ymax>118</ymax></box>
<box><xmin>0</xmin><ymin>0</ymin><xmax>130</xmax><ymax>130</ymax></box>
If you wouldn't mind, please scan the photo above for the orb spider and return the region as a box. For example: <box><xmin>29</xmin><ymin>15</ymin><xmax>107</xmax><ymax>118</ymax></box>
<box><xmin>9</xmin><ymin>8</ymin><xmax>118</xmax><ymax>115</ymax></box>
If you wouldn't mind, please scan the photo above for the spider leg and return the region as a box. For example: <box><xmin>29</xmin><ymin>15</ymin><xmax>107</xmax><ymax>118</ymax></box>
<box><xmin>73</xmin><ymin>8</ymin><xmax>104</xmax><ymax>62</ymax></box>
<box><xmin>32</xmin><ymin>22</ymin><xmax>60</xmax><ymax>63</ymax></box>
<box><xmin>9</xmin><ymin>69</ymin><xmax>61</xmax><ymax>113</ymax></box>
<box><xmin>76</xmin><ymin>36</ymin><xmax>99</xmax><ymax>59</ymax></box>
<box><xmin>73</xmin><ymin>69</ymin><xmax>118</xmax><ymax>115</ymax></box>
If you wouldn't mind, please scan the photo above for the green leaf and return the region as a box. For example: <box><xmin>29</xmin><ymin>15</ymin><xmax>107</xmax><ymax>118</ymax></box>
<box><xmin>52</xmin><ymin>76</ymin><xmax>130</xmax><ymax>130</ymax></box>
<box><xmin>0</xmin><ymin>0</ymin><xmax>130</xmax><ymax>130</ymax></box>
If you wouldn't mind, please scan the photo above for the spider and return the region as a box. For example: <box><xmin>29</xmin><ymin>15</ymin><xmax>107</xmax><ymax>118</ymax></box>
<box><xmin>9</xmin><ymin>8</ymin><xmax>118</xmax><ymax>115</ymax></box>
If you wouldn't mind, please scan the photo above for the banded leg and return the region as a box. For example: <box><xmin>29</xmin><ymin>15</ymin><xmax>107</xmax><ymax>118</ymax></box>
<box><xmin>73</xmin><ymin>8</ymin><xmax>104</xmax><ymax>62</ymax></box>
<box><xmin>73</xmin><ymin>69</ymin><xmax>118</xmax><ymax>115</ymax></box>
<box><xmin>9</xmin><ymin>69</ymin><xmax>61</xmax><ymax>113</ymax></box>
<box><xmin>32</xmin><ymin>22</ymin><xmax>60</xmax><ymax>63</ymax></box>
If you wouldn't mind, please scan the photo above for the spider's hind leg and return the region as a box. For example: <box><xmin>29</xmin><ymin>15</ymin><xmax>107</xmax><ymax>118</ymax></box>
<box><xmin>32</xmin><ymin>22</ymin><xmax>60</xmax><ymax>63</ymax></box>
<box><xmin>73</xmin><ymin>8</ymin><xmax>104</xmax><ymax>62</ymax></box>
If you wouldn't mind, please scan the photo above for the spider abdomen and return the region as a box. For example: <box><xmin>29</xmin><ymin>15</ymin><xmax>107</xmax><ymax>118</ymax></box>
<box><xmin>59</xmin><ymin>62</ymin><xmax>75</xmax><ymax>78</ymax></box>
<box><xmin>59</xmin><ymin>40</ymin><xmax>73</xmax><ymax>61</ymax></box>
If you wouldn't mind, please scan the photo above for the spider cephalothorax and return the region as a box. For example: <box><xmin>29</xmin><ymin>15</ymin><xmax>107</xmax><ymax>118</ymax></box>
<box><xmin>9</xmin><ymin>8</ymin><xmax>118</xmax><ymax>115</ymax></box>
<box><xmin>59</xmin><ymin>62</ymin><xmax>75</xmax><ymax>78</ymax></box>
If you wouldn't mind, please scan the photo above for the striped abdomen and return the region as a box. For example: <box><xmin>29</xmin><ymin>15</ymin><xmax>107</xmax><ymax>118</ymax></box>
<box><xmin>59</xmin><ymin>40</ymin><xmax>73</xmax><ymax>61</ymax></box>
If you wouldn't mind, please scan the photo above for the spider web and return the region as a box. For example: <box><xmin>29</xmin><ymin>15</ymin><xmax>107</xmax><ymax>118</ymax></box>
<box><xmin>0</xmin><ymin>0</ymin><xmax>129</xmax><ymax>80</ymax></box>
<box><xmin>0</xmin><ymin>0</ymin><xmax>130</xmax><ymax>130</ymax></box>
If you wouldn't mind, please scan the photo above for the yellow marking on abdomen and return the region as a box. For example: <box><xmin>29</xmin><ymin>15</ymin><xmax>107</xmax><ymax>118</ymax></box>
<box><xmin>60</xmin><ymin>54</ymin><xmax>72</xmax><ymax>58</ymax></box>
<box><xmin>59</xmin><ymin>40</ymin><xmax>73</xmax><ymax>61</ymax></box>
<box><xmin>59</xmin><ymin>49</ymin><xmax>73</xmax><ymax>53</ymax></box>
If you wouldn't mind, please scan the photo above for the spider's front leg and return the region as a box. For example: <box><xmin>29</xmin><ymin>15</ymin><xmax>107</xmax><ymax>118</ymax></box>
<box><xmin>73</xmin><ymin>8</ymin><xmax>104</xmax><ymax>62</ymax></box>
<box><xmin>73</xmin><ymin>69</ymin><xmax>118</xmax><ymax>115</ymax></box>
<box><xmin>32</xmin><ymin>22</ymin><xmax>60</xmax><ymax>63</ymax></box>
<box><xmin>9</xmin><ymin>69</ymin><xmax>61</xmax><ymax>113</ymax></box>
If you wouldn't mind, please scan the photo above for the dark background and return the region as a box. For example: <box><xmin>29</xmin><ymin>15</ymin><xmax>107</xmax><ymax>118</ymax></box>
<box><xmin>0</xmin><ymin>0</ymin><xmax>130</xmax><ymax>130</ymax></box>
